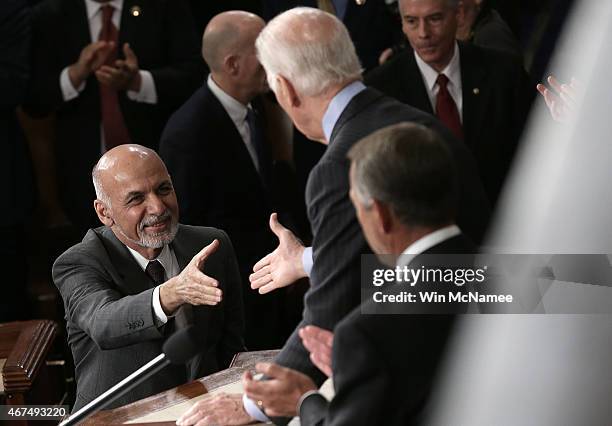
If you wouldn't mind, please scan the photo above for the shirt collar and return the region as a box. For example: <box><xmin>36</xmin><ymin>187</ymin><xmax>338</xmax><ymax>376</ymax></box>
<box><xmin>397</xmin><ymin>224</ymin><xmax>462</xmax><ymax>267</ymax></box>
<box><xmin>207</xmin><ymin>74</ymin><xmax>249</xmax><ymax>124</ymax></box>
<box><xmin>321</xmin><ymin>80</ymin><xmax>366</xmax><ymax>143</ymax></box>
<box><xmin>127</xmin><ymin>243</ymin><xmax>174</xmax><ymax>274</ymax></box>
<box><xmin>85</xmin><ymin>0</ymin><xmax>124</xmax><ymax>21</ymax></box>
<box><xmin>414</xmin><ymin>42</ymin><xmax>461</xmax><ymax>92</ymax></box>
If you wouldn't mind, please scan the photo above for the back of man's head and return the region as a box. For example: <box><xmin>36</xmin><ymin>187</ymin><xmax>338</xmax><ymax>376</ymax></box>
<box><xmin>348</xmin><ymin>122</ymin><xmax>458</xmax><ymax>228</ymax></box>
<box><xmin>202</xmin><ymin>11</ymin><xmax>263</xmax><ymax>73</ymax></box>
<box><xmin>255</xmin><ymin>7</ymin><xmax>362</xmax><ymax>97</ymax></box>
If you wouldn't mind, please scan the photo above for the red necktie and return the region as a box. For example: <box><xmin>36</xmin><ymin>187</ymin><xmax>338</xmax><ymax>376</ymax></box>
<box><xmin>99</xmin><ymin>5</ymin><xmax>131</xmax><ymax>150</ymax></box>
<box><xmin>435</xmin><ymin>74</ymin><xmax>464</xmax><ymax>141</ymax></box>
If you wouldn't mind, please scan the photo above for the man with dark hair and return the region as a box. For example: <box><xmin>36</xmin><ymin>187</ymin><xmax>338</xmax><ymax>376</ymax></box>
<box><xmin>53</xmin><ymin>145</ymin><xmax>245</xmax><ymax>410</ymax></box>
<box><xmin>367</xmin><ymin>0</ymin><xmax>531</xmax><ymax>205</ymax></box>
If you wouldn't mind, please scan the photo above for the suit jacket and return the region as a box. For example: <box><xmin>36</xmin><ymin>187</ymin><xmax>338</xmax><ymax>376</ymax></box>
<box><xmin>52</xmin><ymin>225</ymin><xmax>245</xmax><ymax>410</ymax></box>
<box><xmin>1</xmin><ymin>0</ymin><xmax>34</xmax><ymax>225</ymax></box>
<box><xmin>262</xmin><ymin>0</ymin><xmax>399</xmax><ymax>71</ymax></box>
<box><xmin>274</xmin><ymin>88</ymin><xmax>490</xmax><ymax>388</ymax></box>
<box><xmin>159</xmin><ymin>83</ymin><xmax>297</xmax><ymax>349</ymax></box>
<box><xmin>366</xmin><ymin>42</ymin><xmax>531</xmax><ymax>204</ymax></box>
<box><xmin>26</xmin><ymin>0</ymin><xmax>204</xmax><ymax>228</ymax></box>
<box><xmin>299</xmin><ymin>234</ymin><xmax>475</xmax><ymax>426</ymax></box>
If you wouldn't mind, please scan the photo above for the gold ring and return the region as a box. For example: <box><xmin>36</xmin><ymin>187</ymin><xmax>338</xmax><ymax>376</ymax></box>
<box><xmin>257</xmin><ymin>400</ymin><xmax>264</xmax><ymax>408</ymax></box>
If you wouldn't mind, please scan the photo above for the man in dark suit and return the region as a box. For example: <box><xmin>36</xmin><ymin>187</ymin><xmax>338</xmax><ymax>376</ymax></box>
<box><xmin>53</xmin><ymin>145</ymin><xmax>245</xmax><ymax>410</ymax></box>
<box><xmin>174</xmin><ymin>8</ymin><xmax>489</xmax><ymax>424</ymax></box>
<box><xmin>179</xmin><ymin>124</ymin><xmax>475</xmax><ymax>425</ymax></box>
<box><xmin>25</xmin><ymin>0</ymin><xmax>204</xmax><ymax>230</ymax></box>
<box><xmin>159</xmin><ymin>11</ymin><xmax>296</xmax><ymax>350</ymax></box>
<box><xmin>1</xmin><ymin>0</ymin><xmax>35</xmax><ymax>321</ymax></box>
<box><xmin>366</xmin><ymin>0</ymin><xmax>531</xmax><ymax>205</ymax></box>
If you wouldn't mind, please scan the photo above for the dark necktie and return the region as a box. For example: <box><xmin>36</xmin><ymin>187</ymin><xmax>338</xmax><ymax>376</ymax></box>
<box><xmin>99</xmin><ymin>5</ymin><xmax>132</xmax><ymax>150</ymax></box>
<box><xmin>145</xmin><ymin>260</ymin><xmax>166</xmax><ymax>286</ymax></box>
<box><xmin>246</xmin><ymin>107</ymin><xmax>270</xmax><ymax>186</ymax></box>
<box><xmin>435</xmin><ymin>74</ymin><xmax>464</xmax><ymax>141</ymax></box>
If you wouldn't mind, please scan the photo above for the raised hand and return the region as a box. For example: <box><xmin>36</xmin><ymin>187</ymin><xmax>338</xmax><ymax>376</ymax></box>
<box><xmin>536</xmin><ymin>75</ymin><xmax>580</xmax><ymax>123</ymax></box>
<box><xmin>159</xmin><ymin>239</ymin><xmax>223</xmax><ymax>314</ymax></box>
<box><xmin>249</xmin><ymin>213</ymin><xmax>307</xmax><ymax>294</ymax></box>
<box><xmin>68</xmin><ymin>41</ymin><xmax>115</xmax><ymax>88</ymax></box>
<box><xmin>95</xmin><ymin>43</ymin><xmax>141</xmax><ymax>91</ymax></box>
<box><xmin>300</xmin><ymin>325</ymin><xmax>334</xmax><ymax>377</ymax></box>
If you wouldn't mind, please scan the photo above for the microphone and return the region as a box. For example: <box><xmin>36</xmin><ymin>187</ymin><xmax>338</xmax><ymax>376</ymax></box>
<box><xmin>59</xmin><ymin>326</ymin><xmax>199</xmax><ymax>426</ymax></box>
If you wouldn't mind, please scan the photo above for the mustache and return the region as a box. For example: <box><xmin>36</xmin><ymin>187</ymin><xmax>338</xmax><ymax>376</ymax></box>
<box><xmin>139</xmin><ymin>210</ymin><xmax>172</xmax><ymax>231</ymax></box>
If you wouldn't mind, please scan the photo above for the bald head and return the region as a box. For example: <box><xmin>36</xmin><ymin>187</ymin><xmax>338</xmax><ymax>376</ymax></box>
<box><xmin>202</xmin><ymin>11</ymin><xmax>265</xmax><ymax>73</ymax></box>
<box><xmin>92</xmin><ymin>144</ymin><xmax>165</xmax><ymax>205</ymax></box>
<box><xmin>255</xmin><ymin>7</ymin><xmax>362</xmax><ymax>97</ymax></box>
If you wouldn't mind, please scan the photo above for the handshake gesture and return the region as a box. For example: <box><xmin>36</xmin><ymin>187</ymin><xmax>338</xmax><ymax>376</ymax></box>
<box><xmin>68</xmin><ymin>41</ymin><xmax>141</xmax><ymax>92</ymax></box>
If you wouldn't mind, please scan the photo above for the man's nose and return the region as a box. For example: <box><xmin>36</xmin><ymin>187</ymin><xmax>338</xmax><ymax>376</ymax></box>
<box><xmin>417</xmin><ymin>20</ymin><xmax>430</xmax><ymax>38</ymax></box>
<box><xmin>146</xmin><ymin>194</ymin><xmax>166</xmax><ymax>215</ymax></box>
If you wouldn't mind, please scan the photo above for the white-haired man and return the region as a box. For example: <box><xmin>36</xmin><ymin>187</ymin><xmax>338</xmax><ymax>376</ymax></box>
<box><xmin>176</xmin><ymin>8</ymin><xmax>488</xmax><ymax>425</ymax></box>
<box><xmin>53</xmin><ymin>144</ymin><xmax>245</xmax><ymax>411</ymax></box>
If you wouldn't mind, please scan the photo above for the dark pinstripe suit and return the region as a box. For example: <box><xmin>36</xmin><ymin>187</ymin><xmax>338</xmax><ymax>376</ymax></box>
<box><xmin>274</xmin><ymin>88</ymin><xmax>490</xmax><ymax>387</ymax></box>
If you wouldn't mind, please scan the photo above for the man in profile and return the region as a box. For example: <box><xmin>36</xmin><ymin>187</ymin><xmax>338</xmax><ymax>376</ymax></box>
<box><xmin>53</xmin><ymin>144</ymin><xmax>245</xmax><ymax>410</ymax></box>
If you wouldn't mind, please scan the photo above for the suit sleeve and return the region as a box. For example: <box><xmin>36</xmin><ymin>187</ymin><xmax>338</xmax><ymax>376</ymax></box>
<box><xmin>149</xmin><ymin>0</ymin><xmax>204</xmax><ymax>110</ymax></box>
<box><xmin>319</xmin><ymin>319</ymin><xmax>390</xmax><ymax>426</ymax></box>
<box><xmin>275</xmin><ymin>159</ymin><xmax>365</xmax><ymax>383</ymax></box>
<box><xmin>52</xmin><ymin>247</ymin><xmax>164</xmax><ymax>350</ymax></box>
<box><xmin>0</xmin><ymin>0</ymin><xmax>30</xmax><ymax>108</ymax></box>
<box><xmin>216</xmin><ymin>229</ymin><xmax>247</xmax><ymax>367</ymax></box>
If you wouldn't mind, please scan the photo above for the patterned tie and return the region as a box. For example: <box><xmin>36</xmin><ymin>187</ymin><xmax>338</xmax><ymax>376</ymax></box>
<box><xmin>246</xmin><ymin>107</ymin><xmax>270</xmax><ymax>186</ymax></box>
<box><xmin>435</xmin><ymin>74</ymin><xmax>464</xmax><ymax>141</ymax></box>
<box><xmin>145</xmin><ymin>260</ymin><xmax>166</xmax><ymax>286</ymax></box>
<box><xmin>99</xmin><ymin>5</ymin><xmax>132</xmax><ymax>150</ymax></box>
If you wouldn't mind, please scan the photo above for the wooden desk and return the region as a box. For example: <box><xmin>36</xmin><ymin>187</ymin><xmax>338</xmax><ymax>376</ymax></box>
<box><xmin>82</xmin><ymin>350</ymin><xmax>279</xmax><ymax>425</ymax></box>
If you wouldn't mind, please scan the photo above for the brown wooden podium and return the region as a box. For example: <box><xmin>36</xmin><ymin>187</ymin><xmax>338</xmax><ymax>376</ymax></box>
<box><xmin>82</xmin><ymin>350</ymin><xmax>280</xmax><ymax>425</ymax></box>
<box><xmin>0</xmin><ymin>320</ymin><xmax>60</xmax><ymax>426</ymax></box>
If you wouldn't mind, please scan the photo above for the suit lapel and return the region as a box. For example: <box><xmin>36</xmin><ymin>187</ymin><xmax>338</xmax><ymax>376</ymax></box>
<box><xmin>98</xmin><ymin>227</ymin><xmax>153</xmax><ymax>294</ymax></box>
<box><xmin>459</xmin><ymin>43</ymin><xmax>488</xmax><ymax>149</ymax></box>
<box><xmin>401</xmin><ymin>50</ymin><xmax>435</xmax><ymax>115</ymax></box>
<box><xmin>66</xmin><ymin>0</ymin><xmax>92</xmax><ymax>51</ymax></box>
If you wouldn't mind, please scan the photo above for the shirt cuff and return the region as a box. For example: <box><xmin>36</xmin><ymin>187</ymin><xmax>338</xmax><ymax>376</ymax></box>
<box><xmin>60</xmin><ymin>66</ymin><xmax>85</xmax><ymax>101</ymax></box>
<box><xmin>242</xmin><ymin>394</ymin><xmax>270</xmax><ymax>423</ymax></box>
<box><xmin>302</xmin><ymin>246</ymin><xmax>313</xmax><ymax>277</ymax></box>
<box><xmin>126</xmin><ymin>70</ymin><xmax>157</xmax><ymax>104</ymax></box>
<box><xmin>152</xmin><ymin>285</ymin><xmax>169</xmax><ymax>325</ymax></box>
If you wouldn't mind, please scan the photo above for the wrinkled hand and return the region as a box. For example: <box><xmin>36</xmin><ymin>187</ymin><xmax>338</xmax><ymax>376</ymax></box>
<box><xmin>536</xmin><ymin>75</ymin><xmax>580</xmax><ymax>123</ymax></box>
<box><xmin>160</xmin><ymin>239</ymin><xmax>222</xmax><ymax>314</ymax></box>
<box><xmin>249</xmin><ymin>213</ymin><xmax>306</xmax><ymax>294</ymax></box>
<box><xmin>176</xmin><ymin>393</ymin><xmax>253</xmax><ymax>426</ymax></box>
<box><xmin>68</xmin><ymin>41</ymin><xmax>115</xmax><ymax>88</ymax></box>
<box><xmin>243</xmin><ymin>363</ymin><xmax>317</xmax><ymax>417</ymax></box>
<box><xmin>299</xmin><ymin>325</ymin><xmax>334</xmax><ymax>377</ymax></box>
<box><xmin>95</xmin><ymin>43</ymin><xmax>141</xmax><ymax>91</ymax></box>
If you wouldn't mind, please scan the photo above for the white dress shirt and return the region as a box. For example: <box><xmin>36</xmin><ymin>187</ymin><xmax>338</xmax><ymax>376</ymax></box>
<box><xmin>59</xmin><ymin>0</ymin><xmax>157</xmax><ymax>105</ymax></box>
<box><xmin>126</xmin><ymin>243</ymin><xmax>180</xmax><ymax>325</ymax></box>
<box><xmin>414</xmin><ymin>42</ymin><xmax>463</xmax><ymax>122</ymax></box>
<box><xmin>397</xmin><ymin>224</ymin><xmax>462</xmax><ymax>268</ymax></box>
<box><xmin>207</xmin><ymin>75</ymin><xmax>261</xmax><ymax>172</ymax></box>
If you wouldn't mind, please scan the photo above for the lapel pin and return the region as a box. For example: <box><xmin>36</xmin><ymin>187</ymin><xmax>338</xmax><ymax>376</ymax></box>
<box><xmin>473</xmin><ymin>88</ymin><xmax>480</xmax><ymax>95</ymax></box>
<box><xmin>130</xmin><ymin>5</ymin><xmax>141</xmax><ymax>17</ymax></box>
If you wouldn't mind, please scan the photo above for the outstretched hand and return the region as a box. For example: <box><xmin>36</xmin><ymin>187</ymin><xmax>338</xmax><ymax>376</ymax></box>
<box><xmin>300</xmin><ymin>325</ymin><xmax>334</xmax><ymax>377</ymax></box>
<box><xmin>249</xmin><ymin>213</ymin><xmax>307</xmax><ymax>294</ymax></box>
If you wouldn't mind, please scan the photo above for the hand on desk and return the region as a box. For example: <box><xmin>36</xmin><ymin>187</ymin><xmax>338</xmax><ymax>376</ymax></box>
<box><xmin>300</xmin><ymin>326</ymin><xmax>334</xmax><ymax>378</ymax></box>
<box><xmin>250</xmin><ymin>213</ymin><xmax>307</xmax><ymax>294</ymax></box>
<box><xmin>175</xmin><ymin>393</ymin><xmax>252</xmax><ymax>426</ymax></box>
<box><xmin>160</xmin><ymin>239</ymin><xmax>223</xmax><ymax>315</ymax></box>
<box><xmin>243</xmin><ymin>363</ymin><xmax>317</xmax><ymax>418</ymax></box>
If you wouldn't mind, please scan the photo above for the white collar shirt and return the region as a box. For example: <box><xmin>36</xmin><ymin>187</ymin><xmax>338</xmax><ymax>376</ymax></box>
<box><xmin>414</xmin><ymin>42</ymin><xmax>463</xmax><ymax>121</ymax></box>
<box><xmin>397</xmin><ymin>224</ymin><xmax>462</xmax><ymax>268</ymax></box>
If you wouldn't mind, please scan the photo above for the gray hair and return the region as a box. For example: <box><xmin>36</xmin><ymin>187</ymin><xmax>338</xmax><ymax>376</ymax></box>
<box><xmin>348</xmin><ymin>122</ymin><xmax>458</xmax><ymax>227</ymax></box>
<box><xmin>255</xmin><ymin>7</ymin><xmax>362</xmax><ymax>97</ymax></box>
<box><xmin>92</xmin><ymin>164</ymin><xmax>111</xmax><ymax>207</ymax></box>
